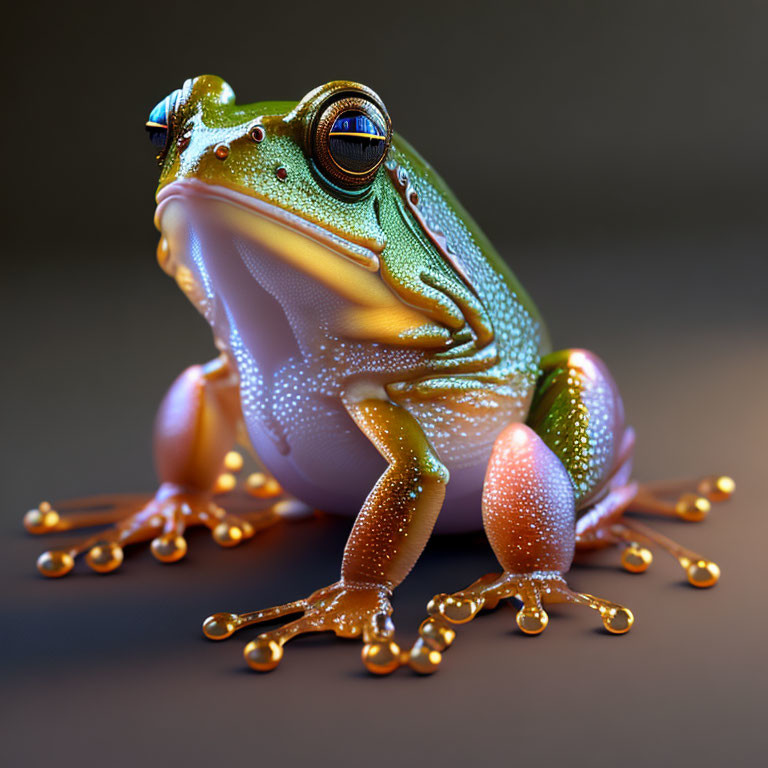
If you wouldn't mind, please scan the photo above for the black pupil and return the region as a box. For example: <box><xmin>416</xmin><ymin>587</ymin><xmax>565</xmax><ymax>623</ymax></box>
<box><xmin>147</xmin><ymin>126</ymin><xmax>167</xmax><ymax>150</ymax></box>
<box><xmin>328</xmin><ymin>110</ymin><xmax>385</xmax><ymax>174</ymax></box>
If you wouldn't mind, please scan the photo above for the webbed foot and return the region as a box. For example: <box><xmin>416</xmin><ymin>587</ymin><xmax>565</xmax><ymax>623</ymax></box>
<box><xmin>26</xmin><ymin>482</ymin><xmax>280</xmax><ymax>577</ymax></box>
<box><xmin>203</xmin><ymin>581</ymin><xmax>402</xmax><ymax>675</ymax></box>
<box><xmin>580</xmin><ymin>474</ymin><xmax>734</xmax><ymax>588</ymax></box>
<box><xmin>409</xmin><ymin>571</ymin><xmax>633</xmax><ymax>674</ymax></box>
<box><xmin>25</xmin><ymin>449</ymin><xmax>309</xmax><ymax>577</ymax></box>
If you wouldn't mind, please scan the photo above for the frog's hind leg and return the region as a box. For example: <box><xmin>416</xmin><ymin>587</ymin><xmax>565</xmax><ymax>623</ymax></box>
<box><xmin>411</xmin><ymin>348</ymin><xmax>730</xmax><ymax>673</ymax></box>
<box><xmin>25</xmin><ymin>358</ymin><xmax>288</xmax><ymax>577</ymax></box>
<box><xmin>527</xmin><ymin>349</ymin><xmax>731</xmax><ymax>588</ymax></box>
<box><xmin>409</xmin><ymin>349</ymin><xmax>639</xmax><ymax>673</ymax></box>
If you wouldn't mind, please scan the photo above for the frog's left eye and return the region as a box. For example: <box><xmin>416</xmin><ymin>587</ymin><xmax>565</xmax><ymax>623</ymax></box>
<box><xmin>311</xmin><ymin>89</ymin><xmax>391</xmax><ymax>190</ymax></box>
<box><xmin>145</xmin><ymin>89</ymin><xmax>181</xmax><ymax>162</ymax></box>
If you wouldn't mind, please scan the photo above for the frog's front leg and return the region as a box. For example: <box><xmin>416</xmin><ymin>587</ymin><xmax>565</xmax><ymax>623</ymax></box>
<box><xmin>408</xmin><ymin>350</ymin><xmax>639</xmax><ymax>673</ymax></box>
<box><xmin>408</xmin><ymin>421</ymin><xmax>635</xmax><ymax>674</ymax></box>
<box><xmin>203</xmin><ymin>386</ymin><xmax>449</xmax><ymax>675</ymax></box>
<box><xmin>26</xmin><ymin>356</ymin><xmax>283</xmax><ymax>577</ymax></box>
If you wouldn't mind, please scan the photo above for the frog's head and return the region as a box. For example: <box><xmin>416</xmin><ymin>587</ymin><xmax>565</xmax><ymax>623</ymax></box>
<box><xmin>149</xmin><ymin>75</ymin><xmax>392</xmax><ymax>274</ymax></box>
<box><xmin>148</xmin><ymin>76</ymin><xmax>436</xmax><ymax>354</ymax></box>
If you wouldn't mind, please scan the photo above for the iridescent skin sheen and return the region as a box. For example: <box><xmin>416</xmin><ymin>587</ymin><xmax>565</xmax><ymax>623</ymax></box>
<box><xmin>26</xmin><ymin>77</ymin><xmax>733</xmax><ymax>675</ymax></box>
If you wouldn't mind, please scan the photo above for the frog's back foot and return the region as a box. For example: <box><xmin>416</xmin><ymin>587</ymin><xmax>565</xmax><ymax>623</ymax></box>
<box><xmin>409</xmin><ymin>569</ymin><xmax>635</xmax><ymax>674</ymax></box>
<box><xmin>630</xmin><ymin>474</ymin><xmax>735</xmax><ymax>522</ymax></box>
<box><xmin>407</xmin><ymin>421</ymin><xmax>732</xmax><ymax>674</ymax></box>
<box><xmin>24</xmin><ymin>453</ymin><xmax>301</xmax><ymax>577</ymax></box>
<box><xmin>575</xmin><ymin>471</ymin><xmax>734</xmax><ymax>588</ymax></box>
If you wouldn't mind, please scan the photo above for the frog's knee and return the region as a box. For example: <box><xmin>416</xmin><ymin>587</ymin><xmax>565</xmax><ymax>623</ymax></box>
<box><xmin>421</xmin><ymin>454</ymin><xmax>450</xmax><ymax>486</ymax></box>
<box><xmin>397</xmin><ymin>452</ymin><xmax>449</xmax><ymax>493</ymax></box>
<box><xmin>394</xmin><ymin>428</ymin><xmax>450</xmax><ymax>488</ymax></box>
<box><xmin>482</xmin><ymin>424</ymin><xmax>575</xmax><ymax>574</ymax></box>
<box><xmin>543</xmin><ymin>347</ymin><xmax>608</xmax><ymax>372</ymax></box>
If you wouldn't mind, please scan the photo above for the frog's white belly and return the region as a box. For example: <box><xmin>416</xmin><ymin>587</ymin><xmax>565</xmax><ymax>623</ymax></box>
<box><xmin>218</xmin><ymin>248</ymin><xmax>494</xmax><ymax>533</ymax></box>
<box><xmin>243</xmin><ymin>384</ymin><xmax>491</xmax><ymax>533</ymax></box>
<box><xmin>159</xmin><ymin>190</ymin><xmax>522</xmax><ymax>532</ymax></box>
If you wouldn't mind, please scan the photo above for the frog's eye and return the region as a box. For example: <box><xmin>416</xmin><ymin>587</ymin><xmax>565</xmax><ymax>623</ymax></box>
<box><xmin>311</xmin><ymin>92</ymin><xmax>391</xmax><ymax>190</ymax></box>
<box><xmin>145</xmin><ymin>89</ymin><xmax>181</xmax><ymax>162</ymax></box>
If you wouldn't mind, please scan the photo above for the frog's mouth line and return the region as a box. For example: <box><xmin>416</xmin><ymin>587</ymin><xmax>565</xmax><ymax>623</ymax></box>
<box><xmin>155</xmin><ymin>179</ymin><xmax>381</xmax><ymax>272</ymax></box>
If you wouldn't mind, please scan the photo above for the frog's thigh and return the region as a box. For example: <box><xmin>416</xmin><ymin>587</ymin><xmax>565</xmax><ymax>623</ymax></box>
<box><xmin>527</xmin><ymin>348</ymin><xmax>626</xmax><ymax>509</ymax></box>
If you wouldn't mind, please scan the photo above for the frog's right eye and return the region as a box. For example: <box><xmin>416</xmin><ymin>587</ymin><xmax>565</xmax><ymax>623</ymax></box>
<box><xmin>309</xmin><ymin>85</ymin><xmax>392</xmax><ymax>192</ymax></box>
<box><xmin>145</xmin><ymin>89</ymin><xmax>181</xmax><ymax>162</ymax></box>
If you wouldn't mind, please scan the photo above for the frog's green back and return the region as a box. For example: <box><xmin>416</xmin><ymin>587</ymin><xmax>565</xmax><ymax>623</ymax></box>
<box><xmin>389</xmin><ymin>133</ymin><xmax>550</xmax><ymax>355</ymax></box>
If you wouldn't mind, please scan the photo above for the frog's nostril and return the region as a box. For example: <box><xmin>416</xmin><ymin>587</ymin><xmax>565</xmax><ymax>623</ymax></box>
<box><xmin>249</xmin><ymin>125</ymin><xmax>265</xmax><ymax>143</ymax></box>
<box><xmin>214</xmin><ymin>144</ymin><xmax>230</xmax><ymax>160</ymax></box>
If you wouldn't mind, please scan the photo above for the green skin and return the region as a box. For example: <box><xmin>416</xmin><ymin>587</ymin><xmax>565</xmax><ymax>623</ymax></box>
<box><xmin>156</xmin><ymin>75</ymin><xmax>547</xmax><ymax>374</ymax></box>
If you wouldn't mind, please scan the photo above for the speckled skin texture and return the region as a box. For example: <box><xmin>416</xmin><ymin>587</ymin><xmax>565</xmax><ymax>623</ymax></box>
<box><xmin>155</xmin><ymin>76</ymin><xmax>547</xmax><ymax>533</ymax></box>
<box><xmin>148</xmin><ymin>77</ymin><xmax>640</xmax><ymax>566</ymax></box>
<box><xmin>482</xmin><ymin>423</ymin><xmax>575</xmax><ymax>574</ymax></box>
<box><xmin>341</xmin><ymin>398</ymin><xmax>448</xmax><ymax>588</ymax></box>
<box><xmin>528</xmin><ymin>349</ymin><xmax>626</xmax><ymax>509</ymax></box>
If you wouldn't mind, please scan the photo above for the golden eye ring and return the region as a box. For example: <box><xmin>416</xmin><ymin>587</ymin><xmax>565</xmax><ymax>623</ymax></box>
<box><xmin>311</xmin><ymin>90</ymin><xmax>391</xmax><ymax>190</ymax></box>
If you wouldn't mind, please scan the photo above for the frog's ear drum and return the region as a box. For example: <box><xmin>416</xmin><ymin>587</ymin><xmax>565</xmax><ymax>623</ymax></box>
<box><xmin>145</xmin><ymin>88</ymin><xmax>182</xmax><ymax>163</ymax></box>
<box><xmin>311</xmin><ymin>86</ymin><xmax>392</xmax><ymax>190</ymax></box>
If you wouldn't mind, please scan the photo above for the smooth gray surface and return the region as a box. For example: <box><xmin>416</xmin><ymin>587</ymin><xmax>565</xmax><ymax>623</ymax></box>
<box><xmin>2</xmin><ymin>2</ymin><xmax>767</xmax><ymax>766</ymax></box>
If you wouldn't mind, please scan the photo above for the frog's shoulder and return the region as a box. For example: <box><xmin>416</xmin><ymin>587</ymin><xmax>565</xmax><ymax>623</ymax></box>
<box><xmin>388</xmin><ymin>135</ymin><xmax>548</xmax><ymax>350</ymax></box>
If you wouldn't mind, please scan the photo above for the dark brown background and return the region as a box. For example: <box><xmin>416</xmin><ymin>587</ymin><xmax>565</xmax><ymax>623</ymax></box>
<box><xmin>2</xmin><ymin>2</ymin><xmax>766</xmax><ymax>766</ymax></box>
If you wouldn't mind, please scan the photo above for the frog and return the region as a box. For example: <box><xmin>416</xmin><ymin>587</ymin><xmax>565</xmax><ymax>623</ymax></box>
<box><xmin>25</xmin><ymin>76</ymin><xmax>734</xmax><ymax>675</ymax></box>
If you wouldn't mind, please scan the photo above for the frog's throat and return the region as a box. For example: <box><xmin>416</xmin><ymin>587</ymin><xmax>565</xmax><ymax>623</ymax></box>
<box><xmin>154</xmin><ymin>178</ymin><xmax>381</xmax><ymax>272</ymax></box>
<box><xmin>154</xmin><ymin>178</ymin><xmax>433</xmax><ymax>348</ymax></box>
